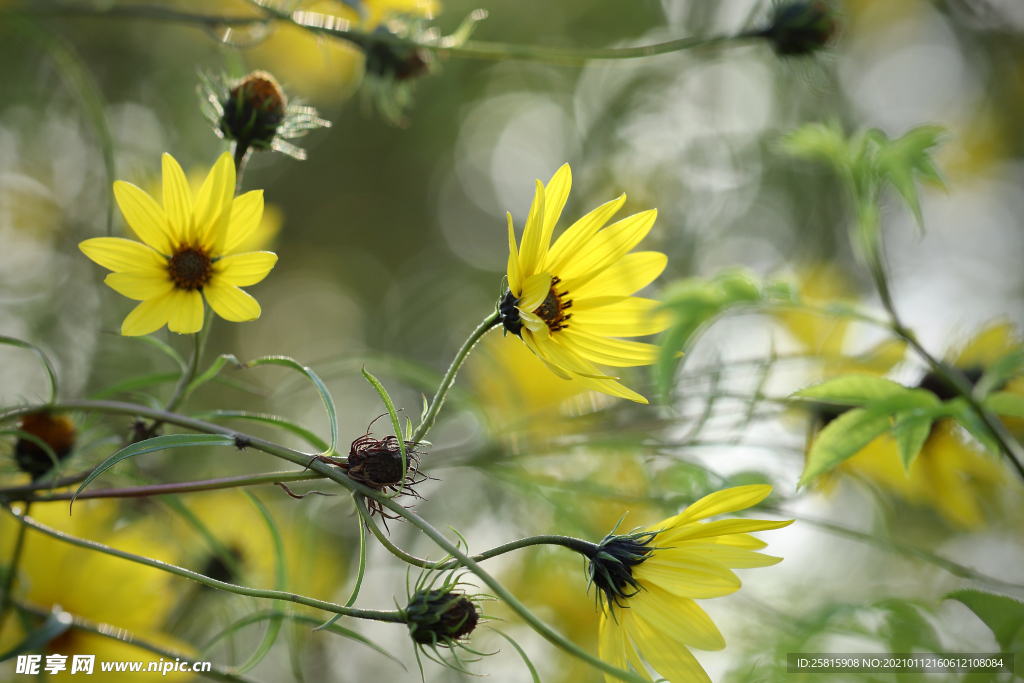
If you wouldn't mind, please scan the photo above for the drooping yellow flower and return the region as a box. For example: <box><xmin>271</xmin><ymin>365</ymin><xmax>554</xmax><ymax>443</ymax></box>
<box><xmin>80</xmin><ymin>153</ymin><xmax>277</xmax><ymax>336</ymax></box>
<box><xmin>0</xmin><ymin>501</ymin><xmax>192</xmax><ymax>681</ymax></box>
<box><xmin>500</xmin><ymin>164</ymin><xmax>669</xmax><ymax>404</ymax></box>
<box><xmin>592</xmin><ymin>485</ymin><xmax>791</xmax><ymax>683</ymax></box>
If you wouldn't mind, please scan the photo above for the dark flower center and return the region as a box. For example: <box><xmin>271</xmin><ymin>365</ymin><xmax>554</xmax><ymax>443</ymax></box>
<box><xmin>535</xmin><ymin>276</ymin><xmax>573</xmax><ymax>332</ymax></box>
<box><xmin>587</xmin><ymin>533</ymin><xmax>656</xmax><ymax>613</ymax></box>
<box><xmin>168</xmin><ymin>247</ymin><xmax>212</xmax><ymax>290</ymax></box>
<box><xmin>14</xmin><ymin>412</ymin><xmax>76</xmax><ymax>480</ymax></box>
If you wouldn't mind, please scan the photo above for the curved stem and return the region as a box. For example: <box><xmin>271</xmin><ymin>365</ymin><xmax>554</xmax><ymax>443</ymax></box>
<box><xmin>232</xmin><ymin>142</ymin><xmax>251</xmax><ymax>193</ymax></box>
<box><xmin>355</xmin><ymin>495</ymin><xmax>597</xmax><ymax>568</ymax></box>
<box><xmin>0</xmin><ymin>501</ymin><xmax>29</xmax><ymax>632</ymax></box>
<box><xmin>15</xmin><ymin>601</ymin><xmax>256</xmax><ymax>683</ymax></box>
<box><xmin>0</xmin><ymin>503</ymin><xmax>404</xmax><ymax>623</ymax></box>
<box><xmin>3</xmin><ymin>470</ymin><xmax>324</xmax><ymax>503</ymax></box>
<box><xmin>0</xmin><ymin>399</ymin><xmax>646</xmax><ymax>682</ymax></box>
<box><xmin>413</xmin><ymin>311</ymin><xmax>499</xmax><ymax>443</ymax></box>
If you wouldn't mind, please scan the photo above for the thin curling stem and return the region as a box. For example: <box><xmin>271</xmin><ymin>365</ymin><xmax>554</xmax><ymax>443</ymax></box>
<box><xmin>1</xmin><ymin>503</ymin><xmax>406</xmax><ymax>624</ymax></box>
<box><xmin>355</xmin><ymin>495</ymin><xmax>598</xmax><ymax>568</ymax></box>
<box><xmin>413</xmin><ymin>311</ymin><xmax>500</xmax><ymax>443</ymax></box>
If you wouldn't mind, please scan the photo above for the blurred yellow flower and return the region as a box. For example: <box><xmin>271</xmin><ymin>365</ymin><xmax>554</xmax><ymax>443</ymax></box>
<box><xmin>500</xmin><ymin>164</ymin><xmax>669</xmax><ymax>404</ymax></box>
<box><xmin>781</xmin><ymin>268</ymin><xmax>1014</xmax><ymax>528</ymax></box>
<box><xmin>245</xmin><ymin>0</ymin><xmax>439</xmax><ymax>102</ymax></box>
<box><xmin>80</xmin><ymin>153</ymin><xmax>277</xmax><ymax>336</ymax></box>
<box><xmin>0</xmin><ymin>501</ymin><xmax>192</xmax><ymax>681</ymax></box>
<box><xmin>594</xmin><ymin>485</ymin><xmax>791</xmax><ymax>683</ymax></box>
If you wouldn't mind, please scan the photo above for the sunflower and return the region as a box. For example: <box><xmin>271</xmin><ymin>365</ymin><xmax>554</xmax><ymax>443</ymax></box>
<box><xmin>499</xmin><ymin>164</ymin><xmax>669</xmax><ymax>403</ymax></box>
<box><xmin>79</xmin><ymin>153</ymin><xmax>277</xmax><ymax>336</ymax></box>
<box><xmin>592</xmin><ymin>485</ymin><xmax>791</xmax><ymax>683</ymax></box>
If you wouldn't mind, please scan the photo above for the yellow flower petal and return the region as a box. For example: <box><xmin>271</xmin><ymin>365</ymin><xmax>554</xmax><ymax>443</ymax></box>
<box><xmin>544</xmin><ymin>194</ymin><xmax>626</xmax><ymax>274</ymax></box>
<box><xmin>104</xmin><ymin>271</ymin><xmax>174</xmax><ymax>301</ymax></box>
<box><xmin>161</xmin><ymin>153</ymin><xmax>193</xmax><ymax>245</ymax></box>
<box><xmin>661</xmin><ymin>518</ymin><xmax>794</xmax><ymax>544</ymax></box>
<box><xmin>166</xmin><ymin>289</ymin><xmax>204</xmax><ymax>334</ymax></box>
<box><xmin>570</xmin><ymin>372</ymin><xmax>649</xmax><ymax>404</ymax></box>
<box><xmin>213</xmin><ymin>251</ymin><xmax>278</xmax><ymax>287</ymax></box>
<box><xmin>665</xmin><ymin>485</ymin><xmax>774</xmax><ymax>527</ymax></box>
<box><xmin>630</xmin><ymin>586</ymin><xmax>725</xmax><ymax>650</ymax></box>
<box><xmin>540</xmin><ymin>164</ymin><xmax>571</xmax><ymax>256</ymax></box>
<box><xmin>517</xmin><ymin>179</ymin><xmax>546</xmax><ymax>279</ymax></box>
<box><xmin>518</xmin><ymin>272</ymin><xmax>552</xmax><ymax>312</ymax></box>
<box><xmin>112</xmin><ymin>182</ymin><xmax>175</xmax><ymax>254</ymax></box>
<box><xmin>634</xmin><ymin>552</ymin><xmax>741</xmax><ymax>599</ymax></box>
<box><xmin>526</xmin><ymin>334</ymin><xmax>616</xmax><ymax>379</ymax></box>
<box><xmin>80</xmin><ymin>237</ymin><xmax>166</xmax><ymax>273</ymax></box>
<box><xmin>222</xmin><ymin>191</ymin><xmax>265</xmax><ymax>255</ymax></box>
<box><xmin>598</xmin><ymin>616</ymin><xmax>630</xmax><ymax>683</ymax></box>
<box><xmin>194</xmin><ymin>152</ymin><xmax>236</xmax><ymax>252</ymax></box>
<box><xmin>559</xmin><ymin>209</ymin><xmax>657</xmax><ymax>288</ymax></box>
<box><xmin>120</xmin><ymin>291</ymin><xmax>175</xmax><ymax>336</ymax></box>
<box><xmin>506</xmin><ymin>212</ymin><xmax>522</xmax><ymax>296</ymax></box>
<box><xmin>572</xmin><ymin>251</ymin><xmax>668</xmax><ymax>299</ymax></box>
<box><xmin>626</xmin><ymin>614</ymin><xmax>712</xmax><ymax>683</ymax></box>
<box><xmin>204</xmin><ymin>282</ymin><xmax>261</xmax><ymax>322</ymax></box>
<box><xmin>559</xmin><ymin>328</ymin><xmax>661</xmax><ymax>367</ymax></box>
<box><xmin>675</xmin><ymin>542</ymin><xmax>783</xmax><ymax>568</ymax></box>
<box><xmin>569</xmin><ymin>297</ymin><xmax>671</xmax><ymax>337</ymax></box>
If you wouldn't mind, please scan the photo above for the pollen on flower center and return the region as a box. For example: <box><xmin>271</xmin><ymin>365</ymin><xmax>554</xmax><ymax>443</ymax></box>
<box><xmin>534</xmin><ymin>276</ymin><xmax>573</xmax><ymax>332</ymax></box>
<box><xmin>168</xmin><ymin>247</ymin><xmax>212</xmax><ymax>290</ymax></box>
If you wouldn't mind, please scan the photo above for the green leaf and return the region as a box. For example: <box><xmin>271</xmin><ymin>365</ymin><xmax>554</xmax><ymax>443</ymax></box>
<box><xmin>234</xmin><ymin>492</ymin><xmax>285</xmax><ymax>675</ymax></box>
<box><xmin>490</xmin><ymin>629</ymin><xmax>541</xmax><ymax>683</ymax></box>
<box><xmin>795</xmin><ymin>374</ymin><xmax>911</xmax><ymax>405</ymax></box>
<box><xmin>977</xmin><ymin>350</ymin><xmax>1024</xmax><ymax>398</ymax></box>
<box><xmin>189</xmin><ymin>410</ymin><xmax>328</xmax><ymax>452</ymax></box>
<box><xmin>892</xmin><ymin>411</ymin><xmax>934</xmax><ymax>470</ymax></box>
<box><xmin>245</xmin><ymin>356</ymin><xmax>337</xmax><ymax>455</ymax></box>
<box><xmin>185</xmin><ymin>353</ymin><xmax>242</xmax><ymax>397</ymax></box>
<box><xmin>0</xmin><ymin>335</ymin><xmax>58</xmax><ymax>403</ymax></box>
<box><xmin>800</xmin><ymin>407</ymin><xmax>893</xmax><ymax>486</ymax></box>
<box><xmin>361</xmin><ymin>366</ymin><xmax>407</xmax><ymax>498</ymax></box>
<box><xmin>947</xmin><ymin>398</ymin><xmax>1002</xmax><ymax>455</ymax></box>
<box><xmin>781</xmin><ymin>120</ymin><xmax>851</xmax><ymax>169</ymax></box>
<box><xmin>947</xmin><ymin>590</ymin><xmax>1024</xmax><ymax>652</ymax></box>
<box><xmin>875</xmin><ymin>125</ymin><xmax>946</xmax><ymax>231</ymax></box>
<box><xmin>983</xmin><ymin>391</ymin><xmax>1024</xmax><ymax>419</ymax></box>
<box><xmin>72</xmin><ymin>434</ymin><xmax>236</xmax><ymax>506</ymax></box>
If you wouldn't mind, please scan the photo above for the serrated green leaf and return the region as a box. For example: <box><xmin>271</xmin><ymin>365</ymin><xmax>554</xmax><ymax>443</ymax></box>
<box><xmin>72</xmin><ymin>434</ymin><xmax>236</xmax><ymax>506</ymax></box>
<box><xmin>892</xmin><ymin>411</ymin><xmax>934</xmax><ymax>470</ymax></box>
<box><xmin>800</xmin><ymin>407</ymin><xmax>893</xmax><ymax>486</ymax></box>
<box><xmin>794</xmin><ymin>374</ymin><xmax>930</xmax><ymax>406</ymax></box>
<box><xmin>947</xmin><ymin>590</ymin><xmax>1024</xmax><ymax>653</ymax></box>
<box><xmin>983</xmin><ymin>391</ymin><xmax>1024</xmax><ymax>419</ymax></box>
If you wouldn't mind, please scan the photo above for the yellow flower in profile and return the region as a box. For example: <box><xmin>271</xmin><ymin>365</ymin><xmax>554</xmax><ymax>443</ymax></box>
<box><xmin>0</xmin><ymin>501</ymin><xmax>192</xmax><ymax>681</ymax></box>
<box><xmin>79</xmin><ymin>153</ymin><xmax>277</xmax><ymax>336</ymax></box>
<box><xmin>500</xmin><ymin>164</ymin><xmax>669</xmax><ymax>404</ymax></box>
<box><xmin>592</xmin><ymin>485</ymin><xmax>791</xmax><ymax>683</ymax></box>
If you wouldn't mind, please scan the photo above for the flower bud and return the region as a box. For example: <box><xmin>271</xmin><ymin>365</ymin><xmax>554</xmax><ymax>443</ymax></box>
<box><xmin>220</xmin><ymin>71</ymin><xmax>288</xmax><ymax>150</ymax></box>
<box><xmin>763</xmin><ymin>1</ymin><xmax>838</xmax><ymax>57</ymax></box>
<box><xmin>14</xmin><ymin>412</ymin><xmax>76</xmax><ymax>480</ymax></box>
<box><xmin>405</xmin><ymin>588</ymin><xmax>480</xmax><ymax>646</ymax></box>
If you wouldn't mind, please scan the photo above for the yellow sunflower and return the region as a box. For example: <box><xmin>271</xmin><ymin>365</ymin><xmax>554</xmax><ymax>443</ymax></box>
<box><xmin>500</xmin><ymin>164</ymin><xmax>669</xmax><ymax>403</ymax></box>
<box><xmin>592</xmin><ymin>485</ymin><xmax>791</xmax><ymax>683</ymax></box>
<box><xmin>79</xmin><ymin>152</ymin><xmax>277</xmax><ymax>336</ymax></box>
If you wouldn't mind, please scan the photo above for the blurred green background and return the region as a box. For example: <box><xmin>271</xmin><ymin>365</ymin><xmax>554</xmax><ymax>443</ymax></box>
<box><xmin>3</xmin><ymin>0</ymin><xmax>1024</xmax><ymax>681</ymax></box>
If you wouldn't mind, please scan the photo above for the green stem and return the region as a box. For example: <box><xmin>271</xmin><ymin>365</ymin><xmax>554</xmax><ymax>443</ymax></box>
<box><xmin>232</xmin><ymin>142</ymin><xmax>251</xmax><ymax>194</ymax></box>
<box><xmin>0</xmin><ymin>399</ymin><xmax>647</xmax><ymax>682</ymax></box>
<box><xmin>13</xmin><ymin>5</ymin><xmax>752</xmax><ymax>68</ymax></box>
<box><xmin>3</xmin><ymin>470</ymin><xmax>324</xmax><ymax>503</ymax></box>
<box><xmin>0</xmin><ymin>501</ymin><xmax>30</xmax><ymax>633</ymax></box>
<box><xmin>355</xmin><ymin>495</ymin><xmax>597</xmax><ymax>568</ymax></box>
<box><xmin>0</xmin><ymin>504</ymin><xmax>404</xmax><ymax>623</ymax></box>
<box><xmin>15</xmin><ymin>601</ymin><xmax>256</xmax><ymax>683</ymax></box>
<box><xmin>413</xmin><ymin>311</ymin><xmax>499</xmax><ymax>443</ymax></box>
